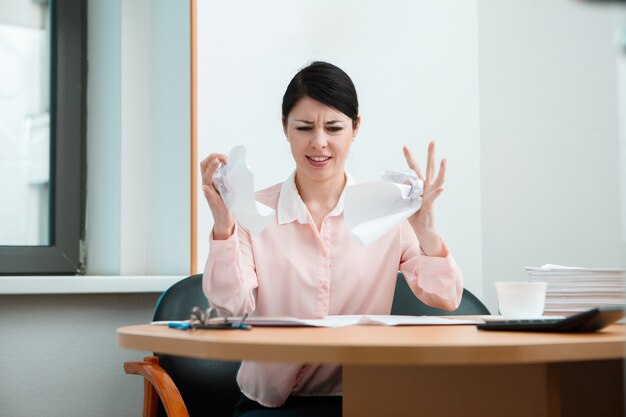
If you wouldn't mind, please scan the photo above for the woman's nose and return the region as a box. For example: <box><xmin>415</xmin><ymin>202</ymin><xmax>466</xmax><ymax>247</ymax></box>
<box><xmin>310</xmin><ymin>129</ymin><xmax>328</xmax><ymax>149</ymax></box>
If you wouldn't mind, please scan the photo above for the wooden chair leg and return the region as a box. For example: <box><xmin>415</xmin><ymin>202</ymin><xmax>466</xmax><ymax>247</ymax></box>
<box><xmin>124</xmin><ymin>356</ymin><xmax>189</xmax><ymax>417</ymax></box>
<box><xmin>143</xmin><ymin>357</ymin><xmax>160</xmax><ymax>417</ymax></box>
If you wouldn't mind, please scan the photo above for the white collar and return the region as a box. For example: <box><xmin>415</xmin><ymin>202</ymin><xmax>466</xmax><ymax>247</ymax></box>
<box><xmin>277</xmin><ymin>170</ymin><xmax>356</xmax><ymax>225</ymax></box>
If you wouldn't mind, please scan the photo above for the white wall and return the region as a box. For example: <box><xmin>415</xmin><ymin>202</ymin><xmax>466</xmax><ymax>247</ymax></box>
<box><xmin>85</xmin><ymin>0</ymin><xmax>122</xmax><ymax>273</ymax></box>
<box><xmin>618</xmin><ymin>24</ymin><xmax>626</xmax><ymax>240</ymax></box>
<box><xmin>1</xmin><ymin>1</ymin><xmax>190</xmax><ymax>416</ymax></box>
<box><xmin>0</xmin><ymin>293</ymin><xmax>159</xmax><ymax>417</ymax></box>
<box><xmin>197</xmin><ymin>0</ymin><xmax>626</xmax><ymax>312</ymax></box>
<box><xmin>88</xmin><ymin>0</ymin><xmax>190</xmax><ymax>276</ymax></box>
<box><xmin>478</xmin><ymin>0</ymin><xmax>626</xmax><ymax>310</ymax></box>
<box><xmin>196</xmin><ymin>0</ymin><xmax>484</xmax><ymax>296</ymax></box>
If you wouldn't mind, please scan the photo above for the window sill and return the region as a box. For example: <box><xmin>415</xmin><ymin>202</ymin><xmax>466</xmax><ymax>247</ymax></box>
<box><xmin>0</xmin><ymin>275</ymin><xmax>186</xmax><ymax>295</ymax></box>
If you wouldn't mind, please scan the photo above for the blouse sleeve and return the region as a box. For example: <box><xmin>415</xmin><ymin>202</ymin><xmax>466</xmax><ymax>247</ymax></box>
<box><xmin>398</xmin><ymin>221</ymin><xmax>463</xmax><ymax>311</ymax></box>
<box><xmin>202</xmin><ymin>223</ymin><xmax>258</xmax><ymax>316</ymax></box>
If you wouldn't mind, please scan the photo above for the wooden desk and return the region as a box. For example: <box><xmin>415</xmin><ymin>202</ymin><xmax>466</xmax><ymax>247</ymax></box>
<box><xmin>118</xmin><ymin>321</ymin><xmax>626</xmax><ymax>417</ymax></box>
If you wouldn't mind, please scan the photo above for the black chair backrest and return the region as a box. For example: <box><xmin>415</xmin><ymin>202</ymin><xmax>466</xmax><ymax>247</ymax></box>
<box><xmin>153</xmin><ymin>274</ymin><xmax>241</xmax><ymax>417</ymax></box>
<box><xmin>153</xmin><ymin>272</ymin><xmax>489</xmax><ymax>416</ymax></box>
<box><xmin>153</xmin><ymin>274</ymin><xmax>208</xmax><ymax>321</ymax></box>
<box><xmin>391</xmin><ymin>272</ymin><xmax>490</xmax><ymax>316</ymax></box>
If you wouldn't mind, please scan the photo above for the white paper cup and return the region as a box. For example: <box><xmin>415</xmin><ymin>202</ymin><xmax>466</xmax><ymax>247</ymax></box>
<box><xmin>495</xmin><ymin>281</ymin><xmax>547</xmax><ymax>319</ymax></box>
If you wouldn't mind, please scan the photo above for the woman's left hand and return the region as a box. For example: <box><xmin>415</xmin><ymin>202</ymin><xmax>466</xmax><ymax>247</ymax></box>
<box><xmin>403</xmin><ymin>141</ymin><xmax>447</xmax><ymax>257</ymax></box>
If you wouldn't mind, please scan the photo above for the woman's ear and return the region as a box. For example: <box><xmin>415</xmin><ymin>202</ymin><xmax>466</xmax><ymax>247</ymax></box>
<box><xmin>282</xmin><ymin>116</ymin><xmax>288</xmax><ymax>138</ymax></box>
<box><xmin>353</xmin><ymin>115</ymin><xmax>361</xmax><ymax>137</ymax></box>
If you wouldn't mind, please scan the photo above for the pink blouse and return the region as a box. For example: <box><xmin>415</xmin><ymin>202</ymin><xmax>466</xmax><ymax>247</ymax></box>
<box><xmin>203</xmin><ymin>172</ymin><xmax>463</xmax><ymax>407</ymax></box>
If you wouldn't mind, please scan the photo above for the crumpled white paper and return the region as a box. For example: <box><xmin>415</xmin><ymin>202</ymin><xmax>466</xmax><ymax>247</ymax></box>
<box><xmin>212</xmin><ymin>146</ymin><xmax>274</xmax><ymax>235</ymax></box>
<box><xmin>343</xmin><ymin>170</ymin><xmax>423</xmax><ymax>246</ymax></box>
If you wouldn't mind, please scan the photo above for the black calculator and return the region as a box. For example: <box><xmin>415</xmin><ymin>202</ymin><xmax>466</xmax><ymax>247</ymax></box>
<box><xmin>476</xmin><ymin>306</ymin><xmax>624</xmax><ymax>333</ymax></box>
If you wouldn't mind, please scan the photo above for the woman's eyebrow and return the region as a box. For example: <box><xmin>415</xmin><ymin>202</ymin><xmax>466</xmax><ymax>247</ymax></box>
<box><xmin>293</xmin><ymin>119</ymin><xmax>344</xmax><ymax>125</ymax></box>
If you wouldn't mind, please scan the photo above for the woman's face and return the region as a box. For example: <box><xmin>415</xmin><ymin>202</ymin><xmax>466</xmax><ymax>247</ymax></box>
<box><xmin>283</xmin><ymin>96</ymin><xmax>360</xmax><ymax>186</ymax></box>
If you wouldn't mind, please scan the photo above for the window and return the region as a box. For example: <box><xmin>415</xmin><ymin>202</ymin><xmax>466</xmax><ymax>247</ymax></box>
<box><xmin>0</xmin><ymin>0</ymin><xmax>86</xmax><ymax>275</ymax></box>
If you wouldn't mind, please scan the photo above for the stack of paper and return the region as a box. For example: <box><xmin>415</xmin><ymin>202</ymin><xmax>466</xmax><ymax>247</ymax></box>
<box><xmin>526</xmin><ymin>264</ymin><xmax>625</xmax><ymax>313</ymax></box>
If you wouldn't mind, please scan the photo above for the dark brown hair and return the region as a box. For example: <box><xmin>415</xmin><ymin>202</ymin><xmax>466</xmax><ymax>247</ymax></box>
<box><xmin>282</xmin><ymin>61</ymin><xmax>359</xmax><ymax>129</ymax></box>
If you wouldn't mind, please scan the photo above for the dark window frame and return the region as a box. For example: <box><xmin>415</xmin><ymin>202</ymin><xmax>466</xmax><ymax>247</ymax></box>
<box><xmin>0</xmin><ymin>0</ymin><xmax>86</xmax><ymax>275</ymax></box>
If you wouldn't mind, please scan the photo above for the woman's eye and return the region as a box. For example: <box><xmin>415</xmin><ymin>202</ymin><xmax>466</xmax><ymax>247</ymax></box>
<box><xmin>327</xmin><ymin>127</ymin><xmax>343</xmax><ymax>132</ymax></box>
<box><xmin>296</xmin><ymin>127</ymin><xmax>312</xmax><ymax>131</ymax></box>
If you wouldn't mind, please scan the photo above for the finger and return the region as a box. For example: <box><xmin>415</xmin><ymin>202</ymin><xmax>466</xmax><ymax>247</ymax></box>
<box><xmin>426</xmin><ymin>141</ymin><xmax>435</xmax><ymax>183</ymax></box>
<box><xmin>201</xmin><ymin>154</ymin><xmax>228</xmax><ymax>185</ymax></box>
<box><xmin>200</xmin><ymin>153</ymin><xmax>220</xmax><ymax>171</ymax></box>
<box><xmin>403</xmin><ymin>146</ymin><xmax>425</xmax><ymax>180</ymax></box>
<box><xmin>432</xmin><ymin>158</ymin><xmax>446</xmax><ymax>188</ymax></box>
<box><xmin>200</xmin><ymin>153</ymin><xmax>227</xmax><ymax>174</ymax></box>
<box><xmin>202</xmin><ymin>184</ymin><xmax>225</xmax><ymax>208</ymax></box>
<box><xmin>201</xmin><ymin>158</ymin><xmax>221</xmax><ymax>186</ymax></box>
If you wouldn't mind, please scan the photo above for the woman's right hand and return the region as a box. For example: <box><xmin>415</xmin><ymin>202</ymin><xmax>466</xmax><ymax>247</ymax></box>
<box><xmin>200</xmin><ymin>153</ymin><xmax>236</xmax><ymax>240</ymax></box>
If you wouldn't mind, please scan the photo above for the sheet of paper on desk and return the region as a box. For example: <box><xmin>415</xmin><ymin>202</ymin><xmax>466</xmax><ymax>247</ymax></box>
<box><xmin>325</xmin><ymin>315</ymin><xmax>481</xmax><ymax>326</ymax></box>
<box><xmin>214</xmin><ymin>315</ymin><xmax>480</xmax><ymax>327</ymax></box>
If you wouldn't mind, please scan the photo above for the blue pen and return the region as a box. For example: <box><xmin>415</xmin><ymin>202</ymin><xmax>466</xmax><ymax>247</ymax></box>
<box><xmin>168</xmin><ymin>322</ymin><xmax>191</xmax><ymax>330</ymax></box>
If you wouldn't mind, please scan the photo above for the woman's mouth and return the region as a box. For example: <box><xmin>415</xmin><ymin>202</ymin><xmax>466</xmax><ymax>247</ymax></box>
<box><xmin>306</xmin><ymin>155</ymin><xmax>332</xmax><ymax>167</ymax></box>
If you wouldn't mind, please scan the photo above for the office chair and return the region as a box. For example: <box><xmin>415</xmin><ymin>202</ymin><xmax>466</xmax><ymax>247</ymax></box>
<box><xmin>124</xmin><ymin>272</ymin><xmax>489</xmax><ymax>417</ymax></box>
<box><xmin>124</xmin><ymin>274</ymin><xmax>239</xmax><ymax>417</ymax></box>
<box><xmin>391</xmin><ymin>272</ymin><xmax>490</xmax><ymax>316</ymax></box>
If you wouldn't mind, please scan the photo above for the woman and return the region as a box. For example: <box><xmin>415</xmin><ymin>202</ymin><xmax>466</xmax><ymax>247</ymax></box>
<box><xmin>201</xmin><ymin>61</ymin><xmax>463</xmax><ymax>416</ymax></box>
